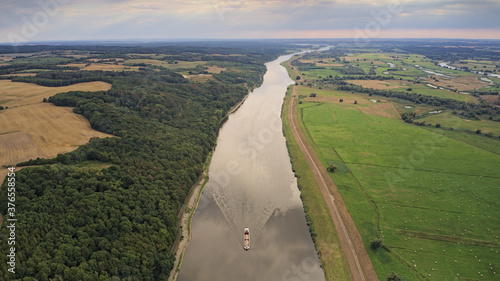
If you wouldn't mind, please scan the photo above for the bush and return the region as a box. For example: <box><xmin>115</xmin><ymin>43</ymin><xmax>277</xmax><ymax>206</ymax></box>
<box><xmin>370</xmin><ymin>238</ymin><xmax>383</xmax><ymax>249</ymax></box>
<box><xmin>387</xmin><ymin>271</ymin><xmax>402</xmax><ymax>281</ymax></box>
<box><xmin>327</xmin><ymin>164</ymin><xmax>337</xmax><ymax>173</ymax></box>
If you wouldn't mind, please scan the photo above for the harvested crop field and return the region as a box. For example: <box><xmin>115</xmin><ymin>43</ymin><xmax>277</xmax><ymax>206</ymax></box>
<box><xmin>206</xmin><ymin>65</ymin><xmax>226</xmax><ymax>73</ymax></box>
<box><xmin>423</xmin><ymin>75</ymin><xmax>490</xmax><ymax>91</ymax></box>
<box><xmin>0</xmin><ymin>73</ymin><xmax>37</xmax><ymax>77</ymax></box>
<box><xmin>358</xmin><ymin>102</ymin><xmax>400</xmax><ymax>119</ymax></box>
<box><xmin>182</xmin><ymin>74</ymin><xmax>213</xmax><ymax>82</ymax></box>
<box><xmin>0</xmin><ymin>80</ymin><xmax>112</xmax><ymax>107</ymax></box>
<box><xmin>62</xmin><ymin>63</ymin><xmax>140</xmax><ymax>71</ymax></box>
<box><xmin>347</xmin><ymin>80</ymin><xmax>405</xmax><ymax>90</ymax></box>
<box><xmin>481</xmin><ymin>94</ymin><xmax>499</xmax><ymax>104</ymax></box>
<box><xmin>0</xmin><ymin>103</ymin><xmax>114</xmax><ymax>182</ymax></box>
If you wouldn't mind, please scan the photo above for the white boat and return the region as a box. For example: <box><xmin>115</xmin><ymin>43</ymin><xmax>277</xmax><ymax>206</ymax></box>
<box><xmin>243</xmin><ymin>227</ymin><xmax>250</xmax><ymax>250</ymax></box>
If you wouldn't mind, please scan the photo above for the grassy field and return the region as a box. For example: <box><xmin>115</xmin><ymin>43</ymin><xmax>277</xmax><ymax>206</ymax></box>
<box><xmin>0</xmin><ymin>80</ymin><xmax>112</xmax><ymax>108</ymax></box>
<box><xmin>346</xmin><ymin>79</ymin><xmax>477</xmax><ymax>103</ymax></box>
<box><xmin>419</xmin><ymin>112</ymin><xmax>500</xmax><ymax>136</ymax></box>
<box><xmin>294</xmin><ymin>87</ymin><xmax>500</xmax><ymax>280</ymax></box>
<box><xmin>282</xmin><ymin>86</ymin><xmax>353</xmax><ymax>281</ymax></box>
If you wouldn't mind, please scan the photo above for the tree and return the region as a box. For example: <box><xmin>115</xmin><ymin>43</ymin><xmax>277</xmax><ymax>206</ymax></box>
<box><xmin>339</xmin><ymin>99</ymin><xmax>343</xmax><ymax>102</ymax></box>
<box><xmin>309</xmin><ymin>93</ymin><xmax>316</xmax><ymax>97</ymax></box>
<box><xmin>354</xmin><ymin>101</ymin><xmax>358</xmax><ymax>104</ymax></box>
<box><xmin>43</xmin><ymin>98</ymin><xmax>48</xmax><ymax>103</ymax></box>
<box><xmin>296</xmin><ymin>76</ymin><xmax>301</xmax><ymax>80</ymax></box>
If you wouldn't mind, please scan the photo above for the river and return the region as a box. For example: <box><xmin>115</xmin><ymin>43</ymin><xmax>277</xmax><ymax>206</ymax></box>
<box><xmin>177</xmin><ymin>53</ymin><xmax>326</xmax><ymax>281</ymax></box>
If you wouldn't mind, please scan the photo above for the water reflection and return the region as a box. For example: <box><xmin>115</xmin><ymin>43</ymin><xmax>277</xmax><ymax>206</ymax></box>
<box><xmin>178</xmin><ymin>54</ymin><xmax>325</xmax><ymax>281</ymax></box>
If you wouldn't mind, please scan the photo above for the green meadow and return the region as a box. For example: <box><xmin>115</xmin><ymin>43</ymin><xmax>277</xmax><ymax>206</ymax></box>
<box><xmin>296</xmin><ymin>94</ymin><xmax>500</xmax><ymax>280</ymax></box>
<box><xmin>420</xmin><ymin>112</ymin><xmax>500</xmax><ymax>136</ymax></box>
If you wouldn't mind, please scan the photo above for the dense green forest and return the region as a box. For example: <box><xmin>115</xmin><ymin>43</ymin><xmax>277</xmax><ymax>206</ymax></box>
<box><xmin>0</xmin><ymin>44</ymin><xmax>290</xmax><ymax>280</ymax></box>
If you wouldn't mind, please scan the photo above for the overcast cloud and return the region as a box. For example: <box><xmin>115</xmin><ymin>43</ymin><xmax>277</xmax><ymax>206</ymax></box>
<box><xmin>1</xmin><ymin>0</ymin><xmax>499</xmax><ymax>43</ymax></box>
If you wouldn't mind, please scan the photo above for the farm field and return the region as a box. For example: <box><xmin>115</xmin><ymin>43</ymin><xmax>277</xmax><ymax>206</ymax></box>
<box><xmin>0</xmin><ymin>78</ymin><xmax>113</xmax><ymax>183</ymax></box>
<box><xmin>62</xmin><ymin>63</ymin><xmax>141</xmax><ymax>71</ymax></box>
<box><xmin>123</xmin><ymin>59</ymin><xmax>203</xmax><ymax>69</ymax></box>
<box><xmin>346</xmin><ymin>79</ymin><xmax>478</xmax><ymax>103</ymax></box>
<box><xmin>0</xmin><ymin>103</ymin><xmax>114</xmax><ymax>182</ymax></box>
<box><xmin>294</xmin><ymin>87</ymin><xmax>500</xmax><ymax>280</ymax></box>
<box><xmin>0</xmin><ymin>80</ymin><xmax>112</xmax><ymax>108</ymax></box>
<box><xmin>419</xmin><ymin>112</ymin><xmax>500</xmax><ymax>135</ymax></box>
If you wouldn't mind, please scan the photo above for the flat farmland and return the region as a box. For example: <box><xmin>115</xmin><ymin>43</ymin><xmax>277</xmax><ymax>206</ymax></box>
<box><xmin>296</xmin><ymin>89</ymin><xmax>500</xmax><ymax>280</ymax></box>
<box><xmin>0</xmin><ymin>103</ymin><xmax>114</xmax><ymax>182</ymax></box>
<box><xmin>123</xmin><ymin>59</ymin><xmax>204</xmax><ymax>69</ymax></box>
<box><xmin>0</xmin><ymin>80</ymin><xmax>112</xmax><ymax>107</ymax></box>
<box><xmin>422</xmin><ymin>75</ymin><xmax>491</xmax><ymax>92</ymax></box>
<box><xmin>347</xmin><ymin>79</ymin><xmax>409</xmax><ymax>90</ymax></box>
<box><xmin>62</xmin><ymin>63</ymin><xmax>141</xmax><ymax>71</ymax></box>
<box><xmin>420</xmin><ymin>112</ymin><xmax>500</xmax><ymax>135</ymax></box>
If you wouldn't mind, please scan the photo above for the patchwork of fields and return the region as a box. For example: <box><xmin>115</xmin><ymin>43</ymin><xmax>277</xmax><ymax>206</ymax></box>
<box><xmin>294</xmin><ymin>88</ymin><xmax>500</xmax><ymax>280</ymax></box>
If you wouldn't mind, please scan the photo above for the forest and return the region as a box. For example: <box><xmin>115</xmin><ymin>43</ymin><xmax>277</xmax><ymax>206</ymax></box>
<box><xmin>0</xmin><ymin>43</ymin><xmax>291</xmax><ymax>280</ymax></box>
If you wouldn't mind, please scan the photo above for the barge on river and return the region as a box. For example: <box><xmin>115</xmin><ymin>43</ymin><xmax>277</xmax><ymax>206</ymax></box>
<box><xmin>243</xmin><ymin>227</ymin><xmax>250</xmax><ymax>250</ymax></box>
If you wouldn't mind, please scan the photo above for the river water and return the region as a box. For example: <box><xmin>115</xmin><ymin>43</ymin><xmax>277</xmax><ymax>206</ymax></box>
<box><xmin>177</xmin><ymin>54</ymin><xmax>326</xmax><ymax>281</ymax></box>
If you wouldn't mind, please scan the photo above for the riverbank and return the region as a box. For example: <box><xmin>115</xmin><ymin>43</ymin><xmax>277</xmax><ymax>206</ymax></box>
<box><xmin>168</xmin><ymin>170</ymin><xmax>208</xmax><ymax>281</ymax></box>
<box><xmin>168</xmin><ymin>90</ymin><xmax>251</xmax><ymax>281</ymax></box>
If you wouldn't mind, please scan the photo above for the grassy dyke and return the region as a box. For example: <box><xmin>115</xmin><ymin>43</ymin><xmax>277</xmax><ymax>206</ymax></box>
<box><xmin>282</xmin><ymin>86</ymin><xmax>353</xmax><ymax>281</ymax></box>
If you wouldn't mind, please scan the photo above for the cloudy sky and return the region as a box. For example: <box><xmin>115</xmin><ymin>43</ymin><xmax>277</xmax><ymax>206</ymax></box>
<box><xmin>1</xmin><ymin>0</ymin><xmax>499</xmax><ymax>43</ymax></box>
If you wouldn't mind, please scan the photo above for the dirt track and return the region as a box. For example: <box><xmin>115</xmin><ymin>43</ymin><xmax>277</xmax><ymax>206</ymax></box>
<box><xmin>287</xmin><ymin>85</ymin><xmax>379</xmax><ymax>281</ymax></box>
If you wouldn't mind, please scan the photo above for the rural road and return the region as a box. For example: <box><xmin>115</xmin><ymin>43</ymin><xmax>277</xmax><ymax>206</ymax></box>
<box><xmin>287</xmin><ymin>84</ymin><xmax>379</xmax><ymax>281</ymax></box>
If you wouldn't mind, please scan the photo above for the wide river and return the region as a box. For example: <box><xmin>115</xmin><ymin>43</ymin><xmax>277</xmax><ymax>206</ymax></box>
<box><xmin>177</xmin><ymin>53</ymin><xmax>326</xmax><ymax>281</ymax></box>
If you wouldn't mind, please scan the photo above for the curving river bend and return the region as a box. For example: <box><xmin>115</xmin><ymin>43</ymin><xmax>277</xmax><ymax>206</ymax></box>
<box><xmin>177</xmin><ymin>53</ymin><xmax>326</xmax><ymax>281</ymax></box>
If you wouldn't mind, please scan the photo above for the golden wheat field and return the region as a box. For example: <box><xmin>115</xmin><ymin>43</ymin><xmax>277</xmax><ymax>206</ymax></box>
<box><xmin>0</xmin><ymin>103</ymin><xmax>114</xmax><ymax>180</ymax></box>
<box><xmin>0</xmin><ymin>80</ymin><xmax>112</xmax><ymax>108</ymax></box>
<box><xmin>0</xmin><ymin>80</ymin><xmax>115</xmax><ymax>182</ymax></box>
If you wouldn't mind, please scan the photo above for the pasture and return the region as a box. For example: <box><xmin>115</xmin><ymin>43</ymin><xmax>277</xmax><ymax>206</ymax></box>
<box><xmin>419</xmin><ymin>112</ymin><xmax>500</xmax><ymax>136</ymax></box>
<box><xmin>296</xmin><ymin>89</ymin><xmax>500</xmax><ymax>280</ymax></box>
